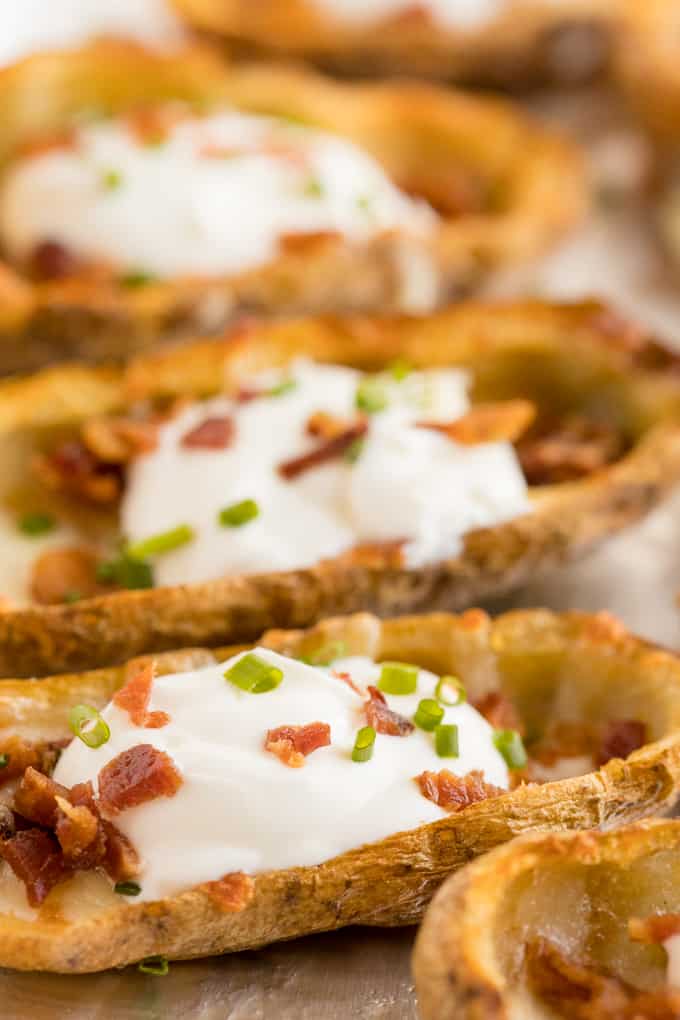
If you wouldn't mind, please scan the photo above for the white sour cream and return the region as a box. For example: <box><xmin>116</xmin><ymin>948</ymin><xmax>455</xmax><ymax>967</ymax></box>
<box><xmin>53</xmin><ymin>649</ymin><xmax>509</xmax><ymax>902</ymax></box>
<box><xmin>311</xmin><ymin>0</ymin><xmax>580</xmax><ymax>30</ymax></box>
<box><xmin>0</xmin><ymin>0</ymin><xmax>184</xmax><ymax>67</ymax></box>
<box><xmin>121</xmin><ymin>360</ymin><xmax>530</xmax><ymax>587</ymax></box>
<box><xmin>667</xmin><ymin>935</ymin><xmax>680</xmax><ymax>988</ymax></box>
<box><xmin>0</xmin><ymin>110</ymin><xmax>436</xmax><ymax>279</ymax></box>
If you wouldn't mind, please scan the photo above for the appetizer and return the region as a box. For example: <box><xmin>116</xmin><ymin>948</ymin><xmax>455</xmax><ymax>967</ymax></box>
<box><xmin>0</xmin><ymin>608</ymin><xmax>679</xmax><ymax>973</ymax></box>
<box><xmin>1</xmin><ymin>300</ymin><xmax>680</xmax><ymax>677</ymax></box>
<box><xmin>0</xmin><ymin>41</ymin><xmax>584</xmax><ymax>371</ymax></box>
<box><xmin>174</xmin><ymin>0</ymin><xmax>615</xmax><ymax>84</ymax></box>
<box><xmin>414</xmin><ymin>819</ymin><xmax>680</xmax><ymax>1019</ymax></box>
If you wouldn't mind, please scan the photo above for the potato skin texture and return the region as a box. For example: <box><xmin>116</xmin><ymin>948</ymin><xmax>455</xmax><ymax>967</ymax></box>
<box><xmin>615</xmin><ymin>0</ymin><xmax>680</xmax><ymax>143</ymax></box>
<box><xmin>2</xmin><ymin>609</ymin><xmax>680</xmax><ymax>972</ymax></box>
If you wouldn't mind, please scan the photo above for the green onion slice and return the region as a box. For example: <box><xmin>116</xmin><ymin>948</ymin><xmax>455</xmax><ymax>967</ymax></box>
<box><xmin>388</xmin><ymin>358</ymin><xmax>412</xmax><ymax>382</ymax></box>
<box><xmin>435</xmin><ymin>723</ymin><xmax>460</xmax><ymax>758</ymax></box>
<box><xmin>352</xmin><ymin>726</ymin><xmax>376</xmax><ymax>763</ymax></box>
<box><xmin>63</xmin><ymin>590</ymin><xmax>82</xmax><ymax>604</ymax></box>
<box><xmin>127</xmin><ymin>524</ymin><xmax>194</xmax><ymax>561</ymax></box>
<box><xmin>225</xmin><ymin>653</ymin><xmax>284</xmax><ymax>694</ymax></box>
<box><xmin>378</xmin><ymin>661</ymin><xmax>418</xmax><ymax>696</ymax></box>
<box><xmin>268</xmin><ymin>378</ymin><xmax>297</xmax><ymax>398</ymax></box>
<box><xmin>115</xmin><ymin>881</ymin><xmax>142</xmax><ymax>896</ymax></box>
<box><xmin>97</xmin><ymin>554</ymin><xmax>154</xmax><ymax>590</ymax></box>
<box><xmin>102</xmin><ymin>169</ymin><xmax>123</xmax><ymax>191</ymax></box>
<box><xmin>299</xmin><ymin>641</ymin><xmax>347</xmax><ymax>667</ymax></box>
<box><xmin>435</xmin><ymin>676</ymin><xmax>467</xmax><ymax>707</ymax></box>
<box><xmin>303</xmin><ymin>175</ymin><xmax>323</xmax><ymax>198</ymax></box>
<box><xmin>19</xmin><ymin>512</ymin><xmax>55</xmax><ymax>537</ymax></box>
<box><xmin>218</xmin><ymin>499</ymin><xmax>259</xmax><ymax>528</ymax></box>
<box><xmin>120</xmin><ymin>269</ymin><xmax>157</xmax><ymax>289</ymax></box>
<box><xmin>493</xmin><ymin>729</ymin><xmax>528</xmax><ymax>770</ymax></box>
<box><xmin>0</xmin><ymin>754</ymin><xmax>8</xmax><ymax>769</ymax></box>
<box><xmin>356</xmin><ymin>377</ymin><xmax>389</xmax><ymax>414</ymax></box>
<box><xmin>413</xmin><ymin>698</ymin><xmax>445</xmax><ymax>732</ymax></box>
<box><xmin>69</xmin><ymin>704</ymin><xmax>110</xmax><ymax>749</ymax></box>
<box><xmin>138</xmin><ymin>956</ymin><xmax>169</xmax><ymax>976</ymax></box>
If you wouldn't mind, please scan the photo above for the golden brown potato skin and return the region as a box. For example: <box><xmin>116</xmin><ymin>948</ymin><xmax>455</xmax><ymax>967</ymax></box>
<box><xmin>0</xmin><ymin>42</ymin><xmax>585</xmax><ymax>372</ymax></box>
<box><xmin>2</xmin><ymin>609</ymin><xmax>680</xmax><ymax>972</ymax></box>
<box><xmin>173</xmin><ymin>0</ymin><xmax>615</xmax><ymax>85</ymax></box>
<box><xmin>1</xmin><ymin>300</ymin><xmax>680</xmax><ymax>677</ymax></box>
<box><xmin>414</xmin><ymin>818</ymin><xmax>680</xmax><ymax>1020</ymax></box>
<box><xmin>615</xmin><ymin>0</ymin><xmax>680</xmax><ymax>143</ymax></box>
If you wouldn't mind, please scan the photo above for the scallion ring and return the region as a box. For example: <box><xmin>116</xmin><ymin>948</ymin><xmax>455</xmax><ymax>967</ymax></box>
<box><xmin>138</xmin><ymin>956</ymin><xmax>169</xmax><ymax>976</ymax></box>
<box><xmin>414</xmin><ymin>698</ymin><xmax>445</xmax><ymax>732</ymax></box>
<box><xmin>225</xmin><ymin>653</ymin><xmax>284</xmax><ymax>694</ymax></box>
<box><xmin>355</xmin><ymin>376</ymin><xmax>388</xmax><ymax>414</ymax></box>
<box><xmin>435</xmin><ymin>676</ymin><xmax>467</xmax><ymax>707</ymax></box>
<box><xmin>435</xmin><ymin>723</ymin><xmax>459</xmax><ymax>758</ymax></box>
<box><xmin>126</xmin><ymin>524</ymin><xmax>194</xmax><ymax>561</ymax></box>
<box><xmin>69</xmin><ymin>704</ymin><xmax>110</xmax><ymax>749</ymax></box>
<box><xmin>268</xmin><ymin>379</ymin><xmax>297</xmax><ymax>398</ymax></box>
<box><xmin>352</xmin><ymin>726</ymin><xmax>376</xmax><ymax>763</ymax></box>
<box><xmin>378</xmin><ymin>662</ymin><xmax>418</xmax><ymax>696</ymax></box>
<box><xmin>115</xmin><ymin>881</ymin><xmax>142</xmax><ymax>896</ymax></box>
<box><xmin>493</xmin><ymin>729</ymin><xmax>528</xmax><ymax>770</ymax></box>
<box><xmin>218</xmin><ymin>499</ymin><xmax>259</xmax><ymax>528</ymax></box>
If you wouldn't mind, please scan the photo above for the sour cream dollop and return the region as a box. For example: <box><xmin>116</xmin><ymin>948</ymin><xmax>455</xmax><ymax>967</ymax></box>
<box><xmin>54</xmin><ymin>648</ymin><xmax>510</xmax><ymax>902</ymax></box>
<box><xmin>0</xmin><ymin>109</ymin><xmax>436</xmax><ymax>279</ymax></box>
<box><xmin>121</xmin><ymin>360</ymin><xmax>530</xmax><ymax>587</ymax></box>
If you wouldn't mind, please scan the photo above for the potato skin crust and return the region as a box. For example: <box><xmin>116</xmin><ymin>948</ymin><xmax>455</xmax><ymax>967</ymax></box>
<box><xmin>615</xmin><ymin>0</ymin><xmax>680</xmax><ymax>143</ymax></box>
<box><xmin>2</xmin><ymin>609</ymin><xmax>680</xmax><ymax>972</ymax></box>
<box><xmin>0</xmin><ymin>41</ymin><xmax>585</xmax><ymax>372</ymax></box>
<box><xmin>1</xmin><ymin>300</ymin><xmax>680</xmax><ymax>676</ymax></box>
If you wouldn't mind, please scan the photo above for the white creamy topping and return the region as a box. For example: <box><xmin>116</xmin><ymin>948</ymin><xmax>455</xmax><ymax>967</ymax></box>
<box><xmin>121</xmin><ymin>360</ymin><xmax>530</xmax><ymax>587</ymax></box>
<box><xmin>0</xmin><ymin>0</ymin><xmax>184</xmax><ymax>67</ymax></box>
<box><xmin>53</xmin><ymin>649</ymin><xmax>509</xmax><ymax>903</ymax></box>
<box><xmin>311</xmin><ymin>0</ymin><xmax>581</xmax><ymax>30</ymax></box>
<box><xmin>667</xmin><ymin>935</ymin><xmax>680</xmax><ymax>989</ymax></box>
<box><xmin>0</xmin><ymin>110</ymin><xmax>435</xmax><ymax>279</ymax></box>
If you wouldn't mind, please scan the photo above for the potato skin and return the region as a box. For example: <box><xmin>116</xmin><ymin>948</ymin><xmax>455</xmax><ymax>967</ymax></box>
<box><xmin>615</xmin><ymin>0</ymin><xmax>680</xmax><ymax>143</ymax></box>
<box><xmin>2</xmin><ymin>609</ymin><xmax>680</xmax><ymax>972</ymax></box>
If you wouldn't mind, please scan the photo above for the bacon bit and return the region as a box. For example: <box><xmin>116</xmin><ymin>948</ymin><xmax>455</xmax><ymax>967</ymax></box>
<box><xmin>34</xmin><ymin>440</ymin><xmax>122</xmax><ymax>504</ymax></box>
<box><xmin>0</xmin><ymin>738</ymin><xmax>60</xmax><ymax>788</ymax></box>
<box><xmin>30</xmin><ymin>546</ymin><xmax>105</xmax><ymax>606</ymax></box>
<box><xmin>81</xmin><ymin>417</ymin><xmax>159</xmax><ymax>464</ymax></box>
<box><xmin>333</xmin><ymin>539</ymin><xmax>407</xmax><ymax>570</ymax></box>
<box><xmin>365</xmin><ymin>686</ymin><xmax>414</xmax><ymax>737</ymax></box>
<box><xmin>260</xmin><ymin>138</ymin><xmax>310</xmax><ymax>168</ymax></box>
<box><xmin>113</xmin><ymin>662</ymin><xmax>170</xmax><ymax>730</ymax></box>
<box><xmin>472</xmin><ymin>692</ymin><xmax>525</xmax><ymax>736</ymax></box>
<box><xmin>264</xmin><ymin>722</ymin><xmax>331</xmax><ymax>768</ymax></box>
<box><xmin>101</xmin><ymin>820</ymin><xmax>141</xmax><ymax>882</ymax></box>
<box><xmin>278</xmin><ymin>420</ymin><xmax>369</xmax><ymax>481</ymax></box>
<box><xmin>235</xmin><ymin>386</ymin><xmax>261</xmax><ymax>404</ymax></box>
<box><xmin>199</xmin><ymin>144</ymin><xmax>241</xmax><ymax>159</ymax></box>
<box><xmin>29</xmin><ymin>239</ymin><xmax>80</xmax><ymax>281</ymax></box>
<box><xmin>0</xmin><ymin>829</ymin><xmax>68</xmax><ymax>907</ymax></box>
<box><xmin>384</xmin><ymin>5</ymin><xmax>433</xmax><ymax>28</ymax></box>
<box><xmin>278</xmin><ymin>230</ymin><xmax>343</xmax><ymax>255</ymax></box>
<box><xmin>332</xmin><ymin>670</ymin><xmax>363</xmax><ymax>696</ymax></box>
<box><xmin>126</xmin><ymin>105</ymin><xmax>189</xmax><ymax>147</ymax></box>
<box><xmin>306</xmin><ymin>411</ymin><xmax>356</xmax><ymax>441</ymax></box>
<box><xmin>517</xmin><ymin>417</ymin><xmax>624</xmax><ymax>486</ymax></box>
<box><xmin>14</xmin><ymin>768</ymin><xmax>68</xmax><ymax>829</ymax></box>
<box><xmin>629</xmin><ymin>914</ymin><xmax>680</xmax><ymax>945</ymax></box>
<box><xmin>418</xmin><ymin>400</ymin><xmax>536</xmax><ymax>446</ymax></box>
<box><xmin>458</xmin><ymin>608</ymin><xmax>490</xmax><ymax>631</ymax></box>
<box><xmin>203</xmin><ymin>871</ymin><xmax>255</xmax><ymax>913</ymax></box>
<box><xmin>416</xmin><ymin>769</ymin><xmax>504</xmax><ymax>812</ymax></box>
<box><xmin>181</xmin><ymin>416</ymin><xmax>235</xmax><ymax>450</ymax></box>
<box><xmin>530</xmin><ymin>721</ymin><xmax>596</xmax><ymax>766</ymax></box>
<box><xmin>98</xmin><ymin>744</ymin><xmax>183</xmax><ymax>816</ymax></box>
<box><xmin>54</xmin><ymin>796</ymin><xmax>100</xmax><ymax>864</ymax></box>
<box><xmin>15</xmin><ymin>129</ymin><xmax>77</xmax><ymax>161</ymax></box>
<box><xmin>596</xmin><ymin>720</ymin><xmax>646</xmax><ymax>767</ymax></box>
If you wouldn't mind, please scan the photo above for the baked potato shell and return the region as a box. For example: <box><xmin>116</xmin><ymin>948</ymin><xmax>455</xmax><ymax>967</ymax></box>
<box><xmin>0</xmin><ymin>41</ymin><xmax>585</xmax><ymax>372</ymax></box>
<box><xmin>172</xmin><ymin>0</ymin><xmax>615</xmax><ymax>85</ymax></box>
<box><xmin>2</xmin><ymin>608</ymin><xmax>680</xmax><ymax>972</ymax></box>
<box><xmin>2</xmin><ymin>300</ymin><xmax>680</xmax><ymax>677</ymax></box>
<box><xmin>413</xmin><ymin>817</ymin><xmax>680</xmax><ymax>1020</ymax></box>
<box><xmin>615</xmin><ymin>0</ymin><xmax>680</xmax><ymax>143</ymax></box>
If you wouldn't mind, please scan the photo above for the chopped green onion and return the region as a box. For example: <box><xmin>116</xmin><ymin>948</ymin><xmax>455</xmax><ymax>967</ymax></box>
<box><xmin>352</xmin><ymin>726</ymin><xmax>376</xmax><ymax>763</ymax></box>
<box><xmin>138</xmin><ymin>956</ymin><xmax>169</xmax><ymax>976</ymax></box>
<box><xmin>97</xmin><ymin>554</ymin><xmax>154</xmax><ymax>590</ymax></box>
<box><xmin>344</xmin><ymin>437</ymin><xmax>365</xmax><ymax>465</ymax></box>
<box><xmin>119</xmin><ymin>269</ymin><xmax>157</xmax><ymax>289</ymax></box>
<box><xmin>378</xmin><ymin>661</ymin><xmax>418</xmax><ymax>696</ymax></box>
<box><xmin>299</xmin><ymin>640</ymin><xmax>347</xmax><ymax>666</ymax></box>
<box><xmin>303</xmin><ymin>175</ymin><xmax>323</xmax><ymax>198</ymax></box>
<box><xmin>435</xmin><ymin>676</ymin><xmax>467</xmax><ymax>707</ymax></box>
<box><xmin>356</xmin><ymin>377</ymin><xmax>389</xmax><ymax>414</ymax></box>
<box><xmin>414</xmin><ymin>698</ymin><xmax>445</xmax><ymax>732</ymax></box>
<box><xmin>63</xmin><ymin>590</ymin><xmax>82</xmax><ymax>604</ymax></box>
<box><xmin>19</xmin><ymin>512</ymin><xmax>55</xmax><ymax>537</ymax></box>
<box><xmin>435</xmin><ymin>723</ymin><xmax>459</xmax><ymax>758</ymax></box>
<box><xmin>225</xmin><ymin>653</ymin><xmax>284</xmax><ymax>694</ymax></box>
<box><xmin>356</xmin><ymin>194</ymin><xmax>373</xmax><ymax>213</ymax></box>
<box><xmin>388</xmin><ymin>358</ymin><xmax>412</xmax><ymax>382</ymax></box>
<box><xmin>0</xmin><ymin>754</ymin><xmax>8</xmax><ymax>769</ymax></box>
<box><xmin>268</xmin><ymin>378</ymin><xmax>297</xmax><ymax>398</ymax></box>
<box><xmin>115</xmin><ymin>881</ymin><xmax>142</xmax><ymax>896</ymax></box>
<box><xmin>69</xmin><ymin>704</ymin><xmax>110</xmax><ymax>749</ymax></box>
<box><xmin>102</xmin><ymin>169</ymin><xmax>123</xmax><ymax>191</ymax></box>
<box><xmin>493</xmin><ymin>729</ymin><xmax>528</xmax><ymax>770</ymax></box>
<box><xmin>126</xmin><ymin>524</ymin><xmax>194</xmax><ymax>561</ymax></box>
<box><xmin>218</xmin><ymin>499</ymin><xmax>259</xmax><ymax>528</ymax></box>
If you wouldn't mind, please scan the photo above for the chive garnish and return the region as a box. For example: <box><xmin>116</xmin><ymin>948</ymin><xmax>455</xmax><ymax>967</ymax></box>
<box><xmin>119</xmin><ymin>269</ymin><xmax>157</xmax><ymax>289</ymax></box>
<box><xmin>344</xmin><ymin>438</ymin><xmax>365</xmax><ymax>465</ymax></box>
<box><xmin>299</xmin><ymin>641</ymin><xmax>347</xmax><ymax>667</ymax></box>
<box><xmin>414</xmin><ymin>698</ymin><xmax>445</xmax><ymax>732</ymax></box>
<box><xmin>356</xmin><ymin>194</ymin><xmax>372</xmax><ymax>213</ymax></box>
<box><xmin>435</xmin><ymin>676</ymin><xmax>466</xmax><ymax>707</ymax></box>
<box><xmin>356</xmin><ymin>377</ymin><xmax>388</xmax><ymax>414</ymax></box>
<box><xmin>303</xmin><ymin>175</ymin><xmax>323</xmax><ymax>198</ymax></box>
<box><xmin>352</xmin><ymin>726</ymin><xmax>376</xmax><ymax>763</ymax></box>
<box><xmin>225</xmin><ymin>653</ymin><xmax>284</xmax><ymax>694</ymax></box>
<box><xmin>388</xmin><ymin>358</ymin><xmax>412</xmax><ymax>382</ymax></box>
<box><xmin>435</xmin><ymin>723</ymin><xmax>459</xmax><ymax>758</ymax></box>
<box><xmin>19</xmin><ymin>512</ymin><xmax>55</xmax><ymax>537</ymax></box>
<box><xmin>97</xmin><ymin>554</ymin><xmax>154</xmax><ymax>590</ymax></box>
<box><xmin>115</xmin><ymin>881</ymin><xmax>142</xmax><ymax>896</ymax></box>
<box><xmin>493</xmin><ymin>729</ymin><xmax>528</xmax><ymax>770</ymax></box>
<box><xmin>219</xmin><ymin>499</ymin><xmax>259</xmax><ymax>528</ymax></box>
<box><xmin>378</xmin><ymin>662</ymin><xmax>418</xmax><ymax>696</ymax></box>
<box><xmin>126</xmin><ymin>524</ymin><xmax>194</xmax><ymax>561</ymax></box>
<box><xmin>268</xmin><ymin>379</ymin><xmax>297</xmax><ymax>398</ymax></box>
<box><xmin>0</xmin><ymin>754</ymin><xmax>8</xmax><ymax>769</ymax></box>
<box><xmin>102</xmin><ymin>169</ymin><xmax>123</xmax><ymax>191</ymax></box>
<box><xmin>63</xmin><ymin>590</ymin><xmax>82</xmax><ymax>604</ymax></box>
<box><xmin>138</xmin><ymin>955</ymin><xmax>169</xmax><ymax>976</ymax></box>
<box><xmin>69</xmin><ymin>704</ymin><xmax>110</xmax><ymax>749</ymax></box>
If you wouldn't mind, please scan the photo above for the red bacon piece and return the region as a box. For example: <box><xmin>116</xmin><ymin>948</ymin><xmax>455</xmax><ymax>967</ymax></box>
<box><xmin>0</xmin><ymin>829</ymin><xmax>68</xmax><ymax>907</ymax></box>
<box><xmin>473</xmin><ymin>691</ymin><xmax>525</xmax><ymax>736</ymax></box>
<box><xmin>416</xmin><ymin>769</ymin><xmax>504</xmax><ymax>812</ymax></box>
<box><xmin>203</xmin><ymin>871</ymin><xmax>255</xmax><ymax>913</ymax></box>
<box><xmin>332</xmin><ymin>670</ymin><xmax>363</xmax><ymax>696</ymax></box>
<box><xmin>596</xmin><ymin>719</ymin><xmax>646</xmax><ymax>767</ymax></box>
<box><xmin>181</xmin><ymin>416</ymin><xmax>235</xmax><ymax>450</ymax></box>
<box><xmin>365</xmin><ymin>686</ymin><xmax>414</xmax><ymax>737</ymax></box>
<box><xmin>113</xmin><ymin>662</ymin><xmax>170</xmax><ymax>730</ymax></box>
<box><xmin>98</xmin><ymin>744</ymin><xmax>183</xmax><ymax>816</ymax></box>
<box><xmin>30</xmin><ymin>239</ymin><xmax>79</xmax><ymax>281</ymax></box>
<box><xmin>14</xmin><ymin>768</ymin><xmax>68</xmax><ymax>828</ymax></box>
<box><xmin>264</xmin><ymin>722</ymin><xmax>331</xmax><ymax>768</ymax></box>
<box><xmin>0</xmin><ymin>738</ymin><xmax>58</xmax><ymax>788</ymax></box>
<box><xmin>101</xmin><ymin>820</ymin><xmax>141</xmax><ymax>882</ymax></box>
<box><xmin>278</xmin><ymin>421</ymin><xmax>368</xmax><ymax>481</ymax></box>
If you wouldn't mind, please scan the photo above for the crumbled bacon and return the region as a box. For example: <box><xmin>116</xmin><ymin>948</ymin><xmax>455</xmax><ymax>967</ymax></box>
<box><xmin>365</xmin><ymin>686</ymin><xmax>414</xmax><ymax>737</ymax></box>
<box><xmin>332</xmin><ymin>539</ymin><xmax>407</xmax><ymax>569</ymax></box>
<box><xmin>0</xmin><ymin>829</ymin><xmax>69</xmax><ymax>907</ymax></box>
<box><xmin>203</xmin><ymin>872</ymin><xmax>255</xmax><ymax>913</ymax></box>
<box><xmin>629</xmin><ymin>914</ymin><xmax>680</xmax><ymax>945</ymax></box>
<box><xmin>54</xmin><ymin>795</ymin><xmax>101</xmax><ymax>866</ymax></box>
<box><xmin>332</xmin><ymin>670</ymin><xmax>363</xmax><ymax>696</ymax></box>
<box><xmin>306</xmin><ymin>411</ymin><xmax>355</xmax><ymax>441</ymax></box>
<box><xmin>472</xmin><ymin>692</ymin><xmax>525</xmax><ymax>736</ymax></box>
<box><xmin>529</xmin><ymin>721</ymin><xmax>596</xmax><ymax>767</ymax></box>
<box><xmin>34</xmin><ymin>440</ymin><xmax>122</xmax><ymax>504</ymax></box>
<box><xmin>517</xmin><ymin>417</ymin><xmax>624</xmax><ymax>486</ymax></box>
<box><xmin>181</xmin><ymin>416</ymin><xmax>235</xmax><ymax>450</ymax></box>
<box><xmin>0</xmin><ymin>738</ymin><xmax>61</xmax><ymax>788</ymax></box>
<box><xmin>81</xmin><ymin>417</ymin><xmax>159</xmax><ymax>464</ymax></box>
<box><xmin>30</xmin><ymin>545</ymin><xmax>106</xmax><ymax>606</ymax></box>
<box><xmin>415</xmin><ymin>769</ymin><xmax>504</xmax><ymax>811</ymax></box>
<box><xmin>264</xmin><ymin>722</ymin><xmax>331</xmax><ymax>768</ymax></box>
<box><xmin>30</xmin><ymin>239</ymin><xmax>79</xmax><ymax>281</ymax></box>
<box><xmin>417</xmin><ymin>400</ymin><xmax>536</xmax><ymax>446</ymax></box>
<box><xmin>101</xmin><ymin>820</ymin><xmax>140</xmax><ymax>882</ymax></box>
<box><xmin>596</xmin><ymin>720</ymin><xmax>646</xmax><ymax>767</ymax></box>
<box><xmin>126</xmin><ymin>105</ymin><xmax>189</xmax><ymax>147</ymax></box>
<box><xmin>14</xmin><ymin>768</ymin><xmax>68</xmax><ymax>829</ymax></box>
<box><xmin>98</xmin><ymin>744</ymin><xmax>183</xmax><ymax>816</ymax></box>
<box><xmin>113</xmin><ymin>662</ymin><xmax>170</xmax><ymax>730</ymax></box>
<box><xmin>278</xmin><ymin>421</ymin><xmax>369</xmax><ymax>480</ymax></box>
<box><xmin>278</xmin><ymin>230</ymin><xmax>342</xmax><ymax>254</ymax></box>
<box><xmin>16</xmin><ymin>129</ymin><xmax>77</xmax><ymax>161</ymax></box>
